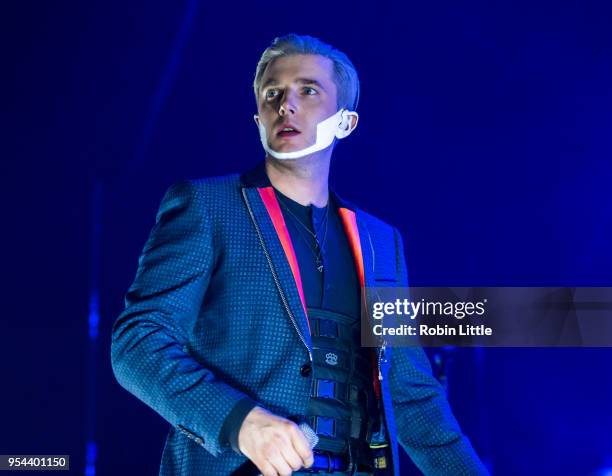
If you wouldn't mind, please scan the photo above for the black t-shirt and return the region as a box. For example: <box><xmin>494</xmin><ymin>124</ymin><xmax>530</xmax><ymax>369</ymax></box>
<box><xmin>273</xmin><ymin>188</ymin><xmax>361</xmax><ymax>320</ymax></box>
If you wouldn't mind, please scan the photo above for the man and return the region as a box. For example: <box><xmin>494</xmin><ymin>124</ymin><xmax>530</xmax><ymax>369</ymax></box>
<box><xmin>111</xmin><ymin>34</ymin><xmax>488</xmax><ymax>476</ymax></box>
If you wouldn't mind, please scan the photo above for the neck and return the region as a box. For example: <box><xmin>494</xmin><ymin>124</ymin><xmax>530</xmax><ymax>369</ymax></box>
<box><xmin>265</xmin><ymin>149</ymin><xmax>331</xmax><ymax>207</ymax></box>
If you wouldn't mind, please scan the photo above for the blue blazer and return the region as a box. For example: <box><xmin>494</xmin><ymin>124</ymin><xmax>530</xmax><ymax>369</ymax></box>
<box><xmin>111</xmin><ymin>163</ymin><xmax>488</xmax><ymax>475</ymax></box>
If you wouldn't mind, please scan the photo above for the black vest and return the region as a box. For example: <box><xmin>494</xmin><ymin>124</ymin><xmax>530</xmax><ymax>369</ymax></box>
<box><xmin>303</xmin><ymin>307</ymin><xmax>379</xmax><ymax>466</ymax></box>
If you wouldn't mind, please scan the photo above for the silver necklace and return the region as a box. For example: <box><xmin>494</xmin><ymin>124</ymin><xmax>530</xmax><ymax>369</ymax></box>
<box><xmin>278</xmin><ymin>198</ymin><xmax>329</xmax><ymax>272</ymax></box>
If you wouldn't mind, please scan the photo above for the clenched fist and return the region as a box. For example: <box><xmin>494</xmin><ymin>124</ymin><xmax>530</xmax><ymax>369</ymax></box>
<box><xmin>238</xmin><ymin>406</ymin><xmax>314</xmax><ymax>476</ymax></box>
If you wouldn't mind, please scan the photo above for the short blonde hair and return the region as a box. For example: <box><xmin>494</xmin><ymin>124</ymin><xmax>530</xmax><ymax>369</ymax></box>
<box><xmin>254</xmin><ymin>33</ymin><xmax>360</xmax><ymax>111</ymax></box>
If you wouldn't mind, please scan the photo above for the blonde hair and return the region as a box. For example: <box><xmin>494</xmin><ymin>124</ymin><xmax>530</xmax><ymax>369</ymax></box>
<box><xmin>254</xmin><ymin>33</ymin><xmax>360</xmax><ymax>111</ymax></box>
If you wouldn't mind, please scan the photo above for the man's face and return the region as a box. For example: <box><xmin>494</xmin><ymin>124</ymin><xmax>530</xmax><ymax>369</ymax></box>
<box><xmin>256</xmin><ymin>54</ymin><xmax>338</xmax><ymax>154</ymax></box>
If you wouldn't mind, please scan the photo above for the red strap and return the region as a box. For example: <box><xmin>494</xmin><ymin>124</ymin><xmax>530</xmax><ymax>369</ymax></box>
<box><xmin>338</xmin><ymin>208</ymin><xmax>382</xmax><ymax>399</ymax></box>
<box><xmin>337</xmin><ymin>208</ymin><xmax>365</xmax><ymax>287</ymax></box>
<box><xmin>257</xmin><ymin>187</ymin><xmax>310</xmax><ymax>334</ymax></box>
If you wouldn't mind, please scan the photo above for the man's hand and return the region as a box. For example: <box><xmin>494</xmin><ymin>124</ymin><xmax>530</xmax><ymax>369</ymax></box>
<box><xmin>238</xmin><ymin>406</ymin><xmax>314</xmax><ymax>476</ymax></box>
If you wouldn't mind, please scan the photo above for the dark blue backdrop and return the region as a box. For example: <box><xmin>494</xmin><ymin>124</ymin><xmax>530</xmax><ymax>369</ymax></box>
<box><xmin>2</xmin><ymin>1</ymin><xmax>611</xmax><ymax>475</ymax></box>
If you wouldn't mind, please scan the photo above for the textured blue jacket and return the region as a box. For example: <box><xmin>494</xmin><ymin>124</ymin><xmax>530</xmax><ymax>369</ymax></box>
<box><xmin>111</xmin><ymin>163</ymin><xmax>488</xmax><ymax>475</ymax></box>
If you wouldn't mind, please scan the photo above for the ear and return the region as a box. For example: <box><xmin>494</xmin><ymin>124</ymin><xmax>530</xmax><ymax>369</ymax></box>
<box><xmin>253</xmin><ymin>114</ymin><xmax>260</xmax><ymax>127</ymax></box>
<box><xmin>336</xmin><ymin>110</ymin><xmax>359</xmax><ymax>139</ymax></box>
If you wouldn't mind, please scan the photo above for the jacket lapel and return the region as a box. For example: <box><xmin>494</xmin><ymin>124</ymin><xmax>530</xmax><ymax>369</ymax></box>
<box><xmin>337</xmin><ymin>207</ymin><xmax>365</xmax><ymax>287</ymax></box>
<box><xmin>256</xmin><ymin>187</ymin><xmax>308</xmax><ymax>322</ymax></box>
<box><xmin>241</xmin><ymin>179</ymin><xmax>313</xmax><ymax>349</ymax></box>
<box><xmin>334</xmin><ymin>193</ymin><xmax>375</xmax><ymax>289</ymax></box>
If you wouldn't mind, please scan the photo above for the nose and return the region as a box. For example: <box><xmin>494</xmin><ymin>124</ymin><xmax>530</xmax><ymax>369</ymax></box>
<box><xmin>278</xmin><ymin>90</ymin><xmax>297</xmax><ymax>116</ymax></box>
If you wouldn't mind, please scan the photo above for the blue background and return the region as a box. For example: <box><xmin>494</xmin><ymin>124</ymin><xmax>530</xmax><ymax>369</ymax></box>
<box><xmin>2</xmin><ymin>1</ymin><xmax>611</xmax><ymax>474</ymax></box>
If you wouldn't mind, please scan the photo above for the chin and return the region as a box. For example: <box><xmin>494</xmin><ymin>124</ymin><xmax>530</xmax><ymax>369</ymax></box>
<box><xmin>271</xmin><ymin>141</ymin><xmax>306</xmax><ymax>152</ymax></box>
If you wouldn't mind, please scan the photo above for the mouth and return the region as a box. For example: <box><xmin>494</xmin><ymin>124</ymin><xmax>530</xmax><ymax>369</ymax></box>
<box><xmin>276</xmin><ymin>125</ymin><xmax>301</xmax><ymax>138</ymax></box>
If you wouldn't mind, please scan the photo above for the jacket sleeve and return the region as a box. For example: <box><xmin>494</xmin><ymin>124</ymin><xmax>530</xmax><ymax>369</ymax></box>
<box><xmin>111</xmin><ymin>180</ymin><xmax>257</xmax><ymax>457</ymax></box>
<box><xmin>388</xmin><ymin>227</ymin><xmax>489</xmax><ymax>475</ymax></box>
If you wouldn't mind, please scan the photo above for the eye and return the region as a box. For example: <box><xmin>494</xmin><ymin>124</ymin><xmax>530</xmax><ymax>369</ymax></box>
<box><xmin>265</xmin><ymin>89</ymin><xmax>280</xmax><ymax>100</ymax></box>
<box><xmin>303</xmin><ymin>86</ymin><xmax>318</xmax><ymax>95</ymax></box>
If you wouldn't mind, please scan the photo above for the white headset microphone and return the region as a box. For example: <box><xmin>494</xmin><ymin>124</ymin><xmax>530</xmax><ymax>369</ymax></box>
<box><xmin>254</xmin><ymin>108</ymin><xmax>359</xmax><ymax>160</ymax></box>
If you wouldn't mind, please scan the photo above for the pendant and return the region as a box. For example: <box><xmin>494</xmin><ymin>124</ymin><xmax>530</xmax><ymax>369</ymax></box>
<box><xmin>317</xmin><ymin>264</ymin><xmax>324</xmax><ymax>273</ymax></box>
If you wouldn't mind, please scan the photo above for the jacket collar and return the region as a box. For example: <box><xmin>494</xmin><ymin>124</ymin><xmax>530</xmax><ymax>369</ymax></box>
<box><xmin>239</xmin><ymin>160</ymin><xmax>358</xmax><ymax>212</ymax></box>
